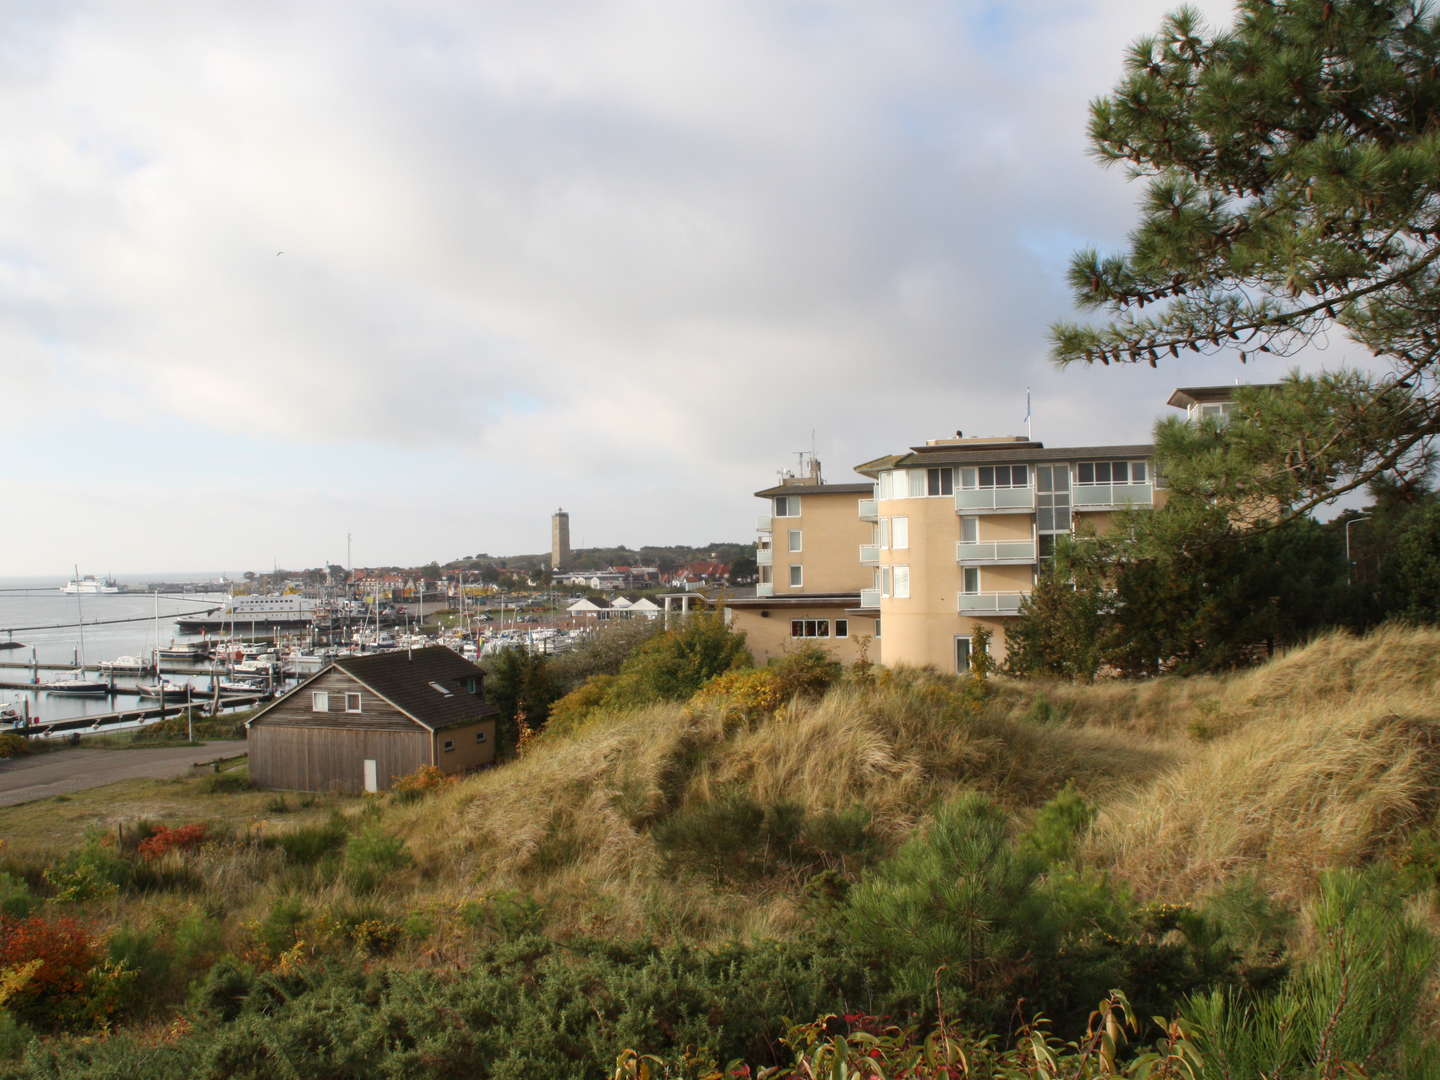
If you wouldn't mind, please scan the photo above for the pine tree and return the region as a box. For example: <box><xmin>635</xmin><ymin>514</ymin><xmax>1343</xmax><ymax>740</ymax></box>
<box><xmin>1054</xmin><ymin>0</ymin><xmax>1440</xmax><ymax>512</ymax></box>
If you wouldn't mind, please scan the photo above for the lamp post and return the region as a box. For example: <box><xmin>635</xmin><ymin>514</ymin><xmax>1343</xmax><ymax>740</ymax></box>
<box><xmin>1344</xmin><ymin>514</ymin><xmax>1372</xmax><ymax>585</ymax></box>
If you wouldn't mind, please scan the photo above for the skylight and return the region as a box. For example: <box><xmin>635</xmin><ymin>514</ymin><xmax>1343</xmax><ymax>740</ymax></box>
<box><xmin>428</xmin><ymin>681</ymin><xmax>454</xmax><ymax>697</ymax></box>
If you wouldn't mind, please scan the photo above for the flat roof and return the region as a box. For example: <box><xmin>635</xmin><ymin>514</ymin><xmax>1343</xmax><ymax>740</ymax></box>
<box><xmin>727</xmin><ymin>592</ymin><xmax>861</xmax><ymax>609</ymax></box>
<box><xmin>1167</xmin><ymin>384</ymin><xmax>1281</xmax><ymax>409</ymax></box>
<box><xmin>753</xmin><ymin>482</ymin><xmax>873</xmax><ymax>497</ymax></box>
<box><xmin>855</xmin><ymin>443</ymin><xmax>1154</xmax><ymax>472</ymax></box>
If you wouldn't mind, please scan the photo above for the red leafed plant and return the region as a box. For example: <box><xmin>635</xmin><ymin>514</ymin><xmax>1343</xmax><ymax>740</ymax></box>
<box><xmin>137</xmin><ymin>823</ymin><xmax>210</xmax><ymax>861</ymax></box>
<box><xmin>0</xmin><ymin>914</ymin><xmax>99</xmax><ymax>1001</ymax></box>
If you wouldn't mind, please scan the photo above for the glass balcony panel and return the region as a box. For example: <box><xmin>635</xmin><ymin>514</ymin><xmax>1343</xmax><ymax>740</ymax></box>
<box><xmin>1072</xmin><ymin>481</ymin><xmax>1153</xmax><ymax>508</ymax></box>
<box><xmin>859</xmin><ymin>544</ymin><xmax>879</xmax><ymax>565</ymax></box>
<box><xmin>858</xmin><ymin>588</ymin><xmax>881</xmax><ymax>609</ymax></box>
<box><xmin>955</xmin><ymin>540</ymin><xmax>1037</xmax><ymax>563</ymax></box>
<box><xmin>954</xmin><ymin>488</ymin><xmax>1036</xmax><ymax>512</ymax></box>
<box><xmin>858</xmin><ymin>498</ymin><xmax>878</xmax><ymax>521</ymax></box>
<box><xmin>756</xmin><ymin>582</ymin><xmax>774</xmax><ymax>597</ymax></box>
<box><xmin>755</xmin><ymin>548</ymin><xmax>773</xmax><ymax>566</ymax></box>
<box><xmin>756</xmin><ymin>515</ymin><xmax>773</xmax><ymax>532</ymax></box>
<box><xmin>957</xmin><ymin>591</ymin><xmax>1029</xmax><ymax>615</ymax></box>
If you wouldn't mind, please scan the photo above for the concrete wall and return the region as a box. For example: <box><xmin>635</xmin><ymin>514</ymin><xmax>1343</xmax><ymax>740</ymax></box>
<box><xmin>770</xmin><ymin>491</ymin><xmax>871</xmax><ymax>595</ymax></box>
<box><xmin>730</xmin><ymin>604</ymin><xmax>875</xmax><ymax>665</ymax></box>
<box><xmin>433</xmin><ymin>719</ymin><xmax>497</xmax><ymax>774</ymax></box>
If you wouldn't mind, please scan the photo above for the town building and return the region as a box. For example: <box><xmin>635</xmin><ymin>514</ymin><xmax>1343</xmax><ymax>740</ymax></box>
<box><xmin>726</xmin><ymin>387</ymin><xmax>1253</xmax><ymax>673</ymax></box>
<box><xmin>246</xmin><ymin>646</ymin><xmax>499</xmax><ymax>793</ymax></box>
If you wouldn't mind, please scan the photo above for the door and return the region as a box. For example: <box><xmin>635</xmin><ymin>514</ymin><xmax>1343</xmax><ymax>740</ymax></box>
<box><xmin>363</xmin><ymin>759</ymin><xmax>378</xmax><ymax>794</ymax></box>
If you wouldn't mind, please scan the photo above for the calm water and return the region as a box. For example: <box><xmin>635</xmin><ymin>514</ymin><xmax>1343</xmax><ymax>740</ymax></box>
<box><xmin>0</xmin><ymin>574</ymin><xmax>237</xmax><ymax>725</ymax></box>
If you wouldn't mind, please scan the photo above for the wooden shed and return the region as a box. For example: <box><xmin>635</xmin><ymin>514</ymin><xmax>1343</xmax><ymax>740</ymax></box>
<box><xmin>246</xmin><ymin>646</ymin><xmax>500</xmax><ymax>794</ymax></box>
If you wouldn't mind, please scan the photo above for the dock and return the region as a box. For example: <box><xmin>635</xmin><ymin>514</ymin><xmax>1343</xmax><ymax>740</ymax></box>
<box><xmin>10</xmin><ymin>695</ymin><xmax>269</xmax><ymax>738</ymax></box>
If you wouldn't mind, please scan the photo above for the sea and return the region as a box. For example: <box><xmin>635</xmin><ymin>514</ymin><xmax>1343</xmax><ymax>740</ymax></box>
<box><xmin>0</xmin><ymin>573</ymin><xmax>240</xmax><ymax>726</ymax></box>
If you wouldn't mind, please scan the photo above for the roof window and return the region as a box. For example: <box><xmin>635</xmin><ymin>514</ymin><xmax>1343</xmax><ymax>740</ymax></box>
<box><xmin>428</xmin><ymin>681</ymin><xmax>454</xmax><ymax>697</ymax></box>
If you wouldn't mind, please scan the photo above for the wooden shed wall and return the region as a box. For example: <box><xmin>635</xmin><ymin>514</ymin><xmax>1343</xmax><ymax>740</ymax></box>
<box><xmin>248</xmin><ymin>668</ymin><xmax>432</xmax><ymax>793</ymax></box>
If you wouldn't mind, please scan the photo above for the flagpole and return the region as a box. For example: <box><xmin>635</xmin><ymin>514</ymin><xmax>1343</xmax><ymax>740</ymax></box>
<box><xmin>1025</xmin><ymin>387</ymin><xmax>1032</xmax><ymax>440</ymax></box>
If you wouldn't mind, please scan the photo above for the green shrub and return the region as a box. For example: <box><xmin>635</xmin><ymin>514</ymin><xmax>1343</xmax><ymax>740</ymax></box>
<box><xmin>172</xmin><ymin>911</ymin><xmax>223</xmax><ymax>972</ymax></box>
<box><xmin>770</xmin><ymin>646</ymin><xmax>843</xmax><ymax>699</ymax></box>
<box><xmin>604</xmin><ymin>616</ymin><xmax>751</xmax><ymax>708</ymax></box>
<box><xmin>459</xmin><ymin>891</ymin><xmax>547</xmax><ymax>939</ymax></box>
<box><xmin>342</xmin><ymin>826</ymin><xmax>412</xmax><ymax>893</ymax></box>
<box><xmin>42</xmin><ymin>836</ymin><xmax>133</xmax><ymax>902</ymax></box>
<box><xmin>0</xmin><ymin>1009</ymin><xmax>31</xmax><ymax>1063</ymax></box>
<box><xmin>0</xmin><ymin>874</ymin><xmax>35</xmax><ymax>920</ymax></box>
<box><xmin>187</xmin><ymin>957</ymin><xmax>256</xmax><ymax>1022</ymax></box>
<box><xmin>106</xmin><ymin>927</ymin><xmax>173</xmax><ymax>1010</ymax></box>
<box><xmin>1018</xmin><ymin>782</ymin><xmax>1096</xmax><ymax>865</ymax></box>
<box><xmin>255</xmin><ymin>896</ymin><xmax>309</xmax><ymax>958</ymax></box>
<box><xmin>271</xmin><ymin>812</ymin><xmax>349</xmax><ymax>864</ymax></box>
<box><xmin>543</xmin><ymin>674</ymin><xmax>618</xmax><ymax>736</ymax></box>
<box><xmin>200</xmin><ymin>771</ymin><xmax>250</xmax><ymax>794</ymax></box>
<box><xmin>264</xmin><ymin>795</ymin><xmax>291</xmax><ymax>814</ymax></box>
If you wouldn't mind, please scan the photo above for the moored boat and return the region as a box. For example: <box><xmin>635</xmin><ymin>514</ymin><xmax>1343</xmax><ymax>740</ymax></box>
<box><xmin>45</xmin><ymin>673</ymin><xmax>110</xmax><ymax>696</ymax></box>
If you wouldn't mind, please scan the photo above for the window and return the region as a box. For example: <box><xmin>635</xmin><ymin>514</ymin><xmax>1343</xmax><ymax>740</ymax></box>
<box><xmin>790</xmin><ymin>619</ymin><xmax>831</xmax><ymax>638</ymax></box>
<box><xmin>878</xmin><ymin>517</ymin><xmax>891</xmax><ymax>548</ymax></box>
<box><xmin>927</xmin><ymin>467</ymin><xmax>954</xmax><ymax>496</ymax></box>
<box><xmin>891</xmin><ymin>516</ymin><xmax>909</xmax><ymax>549</ymax></box>
<box><xmin>959</xmin><ymin>517</ymin><xmax>978</xmax><ymax>543</ymax></box>
<box><xmin>788</xmin><ymin>529</ymin><xmax>803</xmax><ymax>553</ymax></box>
<box><xmin>428</xmin><ymin>680</ymin><xmax>454</xmax><ymax>698</ymax></box>
<box><xmin>955</xmin><ymin>637</ymin><xmax>972</xmax><ymax>673</ymax></box>
<box><xmin>443</xmin><ymin>739</ymin><xmax>455</xmax><ymax>753</ymax></box>
<box><xmin>962</xmin><ymin>567</ymin><xmax>980</xmax><ymax>593</ymax></box>
<box><xmin>1076</xmin><ymin>460</ymin><xmax>1148</xmax><ymax>484</ymax></box>
<box><xmin>893</xmin><ymin>565</ymin><xmax>910</xmax><ymax>599</ymax></box>
<box><xmin>774</xmin><ymin>495</ymin><xmax>800</xmax><ymax>517</ymax></box>
<box><xmin>879</xmin><ymin>565</ymin><xmax>892</xmax><ymax>596</ymax></box>
<box><xmin>834</xmin><ymin>619</ymin><xmax>848</xmax><ymax>638</ymax></box>
<box><xmin>475</xmin><ymin>730</ymin><xmax>487</xmax><ymax>743</ymax></box>
<box><xmin>959</xmin><ymin>465</ymin><xmax>1030</xmax><ymax>489</ymax></box>
<box><xmin>344</xmin><ymin>692</ymin><xmax>361</xmax><ymax>713</ymax></box>
<box><xmin>789</xmin><ymin>564</ymin><xmax>803</xmax><ymax>587</ymax></box>
<box><xmin>1036</xmin><ymin>464</ymin><xmax>1072</xmax><ymax>533</ymax></box>
<box><xmin>873</xmin><ymin>618</ymin><xmax>881</xmax><ymax>638</ymax></box>
<box><xmin>908</xmin><ymin>470</ymin><xmax>926</xmax><ymax>497</ymax></box>
<box><xmin>311</xmin><ymin>692</ymin><xmax>330</xmax><ymax>712</ymax></box>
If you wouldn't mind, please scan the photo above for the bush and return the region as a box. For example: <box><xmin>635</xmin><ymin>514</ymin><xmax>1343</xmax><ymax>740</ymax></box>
<box><xmin>388</xmin><ymin>764</ymin><xmax>456</xmax><ymax>804</ymax></box>
<box><xmin>43</xmin><ymin>836</ymin><xmax>133</xmax><ymax>902</ymax></box>
<box><xmin>271</xmin><ymin>812</ymin><xmax>349</xmax><ymax>865</ymax></box>
<box><xmin>342</xmin><ymin>826</ymin><xmax>412</xmax><ymax>893</ymax></box>
<box><xmin>689</xmin><ymin>668</ymin><xmax>783</xmax><ymax>718</ymax></box>
<box><xmin>0</xmin><ymin>874</ymin><xmax>35</xmax><ymax>920</ymax></box>
<box><xmin>603</xmin><ymin>616</ymin><xmax>751</xmax><ymax>708</ymax></box>
<box><xmin>770</xmin><ymin>646</ymin><xmax>844</xmax><ymax>699</ymax></box>
<box><xmin>0</xmin><ymin>734</ymin><xmax>32</xmax><ymax>760</ymax></box>
<box><xmin>0</xmin><ymin>914</ymin><xmax>102</xmax><ymax>1029</ymax></box>
<box><xmin>200</xmin><ymin>770</ymin><xmax>250</xmax><ymax>794</ymax></box>
<box><xmin>106</xmin><ymin>927</ymin><xmax>173</xmax><ymax>1009</ymax></box>
<box><xmin>543</xmin><ymin>674</ymin><xmax>618</xmax><ymax>736</ymax></box>
<box><xmin>459</xmin><ymin>891</ymin><xmax>547</xmax><ymax>939</ymax></box>
<box><xmin>254</xmin><ymin>897</ymin><xmax>309</xmax><ymax>958</ymax></box>
<box><xmin>136</xmin><ymin>824</ymin><xmax>209</xmax><ymax>862</ymax></box>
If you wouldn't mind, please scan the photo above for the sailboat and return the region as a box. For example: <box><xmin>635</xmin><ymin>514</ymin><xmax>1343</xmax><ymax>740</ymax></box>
<box><xmin>45</xmin><ymin>566</ymin><xmax>111</xmax><ymax>696</ymax></box>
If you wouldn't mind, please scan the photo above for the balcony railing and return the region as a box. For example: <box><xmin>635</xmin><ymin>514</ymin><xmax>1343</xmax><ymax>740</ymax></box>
<box><xmin>859</xmin><ymin>544</ymin><xmax>879</xmax><ymax>565</ymax></box>
<box><xmin>958</xmin><ymin>591</ymin><xmax>1030</xmax><ymax>616</ymax></box>
<box><xmin>956</xmin><ymin>540</ymin><xmax>1036</xmax><ymax>564</ymax></box>
<box><xmin>756</xmin><ymin>548</ymin><xmax>773</xmax><ymax>567</ymax></box>
<box><xmin>955</xmin><ymin>487</ymin><xmax>1035</xmax><ymax>513</ymax></box>
<box><xmin>858</xmin><ymin>588</ymin><xmax>881</xmax><ymax>609</ymax></box>
<box><xmin>1072</xmin><ymin>482</ymin><xmax>1153</xmax><ymax>509</ymax></box>
<box><xmin>858</xmin><ymin>498</ymin><xmax>878</xmax><ymax>521</ymax></box>
<box><xmin>756</xmin><ymin>515</ymin><xmax>773</xmax><ymax>532</ymax></box>
<box><xmin>756</xmin><ymin>582</ymin><xmax>774</xmax><ymax>598</ymax></box>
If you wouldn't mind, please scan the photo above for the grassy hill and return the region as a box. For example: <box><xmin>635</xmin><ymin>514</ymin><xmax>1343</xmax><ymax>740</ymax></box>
<box><xmin>5</xmin><ymin>625</ymin><xmax>1440</xmax><ymax>1076</ymax></box>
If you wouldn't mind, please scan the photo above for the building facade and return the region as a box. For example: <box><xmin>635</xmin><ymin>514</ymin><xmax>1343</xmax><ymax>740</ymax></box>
<box><xmin>724</xmin><ymin>388</ymin><xmax>1245</xmax><ymax>673</ymax></box>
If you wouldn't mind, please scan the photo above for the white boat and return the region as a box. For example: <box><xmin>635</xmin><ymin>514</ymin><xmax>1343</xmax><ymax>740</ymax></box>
<box><xmin>157</xmin><ymin>642</ymin><xmax>206</xmax><ymax>660</ymax></box>
<box><xmin>215</xmin><ymin>677</ymin><xmax>268</xmax><ymax>696</ymax></box>
<box><xmin>98</xmin><ymin>655</ymin><xmax>148</xmax><ymax>671</ymax></box>
<box><xmin>60</xmin><ymin>575</ymin><xmax>119</xmax><ymax>595</ymax></box>
<box><xmin>135</xmin><ymin>680</ymin><xmax>189</xmax><ymax>700</ymax></box>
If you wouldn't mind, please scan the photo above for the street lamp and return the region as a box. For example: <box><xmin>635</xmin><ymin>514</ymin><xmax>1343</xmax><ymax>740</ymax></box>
<box><xmin>1345</xmin><ymin>514</ymin><xmax>1372</xmax><ymax>585</ymax></box>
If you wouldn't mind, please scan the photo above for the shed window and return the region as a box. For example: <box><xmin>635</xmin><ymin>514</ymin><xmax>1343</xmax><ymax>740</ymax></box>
<box><xmin>344</xmin><ymin>692</ymin><xmax>362</xmax><ymax>713</ymax></box>
<box><xmin>443</xmin><ymin>739</ymin><xmax>455</xmax><ymax>752</ymax></box>
<box><xmin>311</xmin><ymin>692</ymin><xmax>329</xmax><ymax>712</ymax></box>
<box><xmin>475</xmin><ymin>731</ymin><xmax>487</xmax><ymax>744</ymax></box>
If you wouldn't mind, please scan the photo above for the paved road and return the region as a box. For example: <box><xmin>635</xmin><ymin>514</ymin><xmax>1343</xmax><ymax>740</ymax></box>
<box><xmin>0</xmin><ymin>741</ymin><xmax>246</xmax><ymax>807</ymax></box>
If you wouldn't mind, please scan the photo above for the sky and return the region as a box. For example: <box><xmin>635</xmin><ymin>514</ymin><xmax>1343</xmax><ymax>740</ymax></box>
<box><xmin>0</xmin><ymin>0</ymin><xmax>1363</xmax><ymax>575</ymax></box>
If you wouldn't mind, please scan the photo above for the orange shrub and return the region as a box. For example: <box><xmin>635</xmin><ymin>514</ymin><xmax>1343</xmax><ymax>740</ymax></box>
<box><xmin>136</xmin><ymin>823</ymin><xmax>209</xmax><ymax>861</ymax></box>
<box><xmin>691</xmin><ymin>667</ymin><xmax>784</xmax><ymax>717</ymax></box>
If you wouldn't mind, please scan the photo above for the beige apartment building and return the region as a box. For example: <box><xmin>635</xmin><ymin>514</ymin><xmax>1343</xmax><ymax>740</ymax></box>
<box><xmin>726</xmin><ymin>387</ymin><xmax>1238</xmax><ymax>673</ymax></box>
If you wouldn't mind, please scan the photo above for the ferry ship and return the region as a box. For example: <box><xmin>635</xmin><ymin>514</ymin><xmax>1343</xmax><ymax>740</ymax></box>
<box><xmin>60</xmin><ymin>575</ymin><xmax>120</xmax><ymax>595</ymax></box>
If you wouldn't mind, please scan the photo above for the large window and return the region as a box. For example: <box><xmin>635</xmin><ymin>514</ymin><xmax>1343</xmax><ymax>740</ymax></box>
<box><xmin>774</xmin><ymin>495</ymin><xmax>801</xmax><ymax>516</ymax></box>
<box><xmin>790</xmin><ymin>619</ymin><xmax>831</xmax><ymax>638</ymax></box>
<box><xmin>1076</xmin><ymin>460</ymin><xmax>1148</xmax><ymax>485</ymax></box>
<box><xmin>959</xmin><ymin>517</ymin><xmax>978</xmax><ymax>543</ymax></box>
<box><xmin>959</xmin><ymin>465</ymin><xmax>1030</xmax><ymax>489</ymax></box>
<box><xmin>927</xmin><ymin>467</ymin><xmax>954</xmax><ymax>496</ymax></box>
<box><xmin>1036</xmin><ymin>464</ymin><xmax>1072</xmax><ymax>534</ymax></box>
<box><xmin>962</xmin><ymin>567</ymin><xmax>980</xmax><ymax>594</ymax></box>
<box><xmin>891</xmin><ymin>516</ymin><xmax>909</xmax><ymax>549</ymax></box>
<box><xmin>893</xmin><ymin>565</ymin><xmax>911</xmax><ymax>599</ymax></box>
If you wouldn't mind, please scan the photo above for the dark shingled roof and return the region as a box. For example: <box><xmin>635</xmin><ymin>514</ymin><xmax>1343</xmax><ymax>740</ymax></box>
<box><xmin>753</xmin><ymin>482</ymin><xmax>873</xmax><ymax>497</ymax></box>
<box><xmin>336</xmin><ymin>646</ymin><xmax>499</xmax><ymax>731</ymax></box>
<box><xmin>855</xmin><ymin>444</ymin><xmax>1154</xmax><ymax>471</ymax></box>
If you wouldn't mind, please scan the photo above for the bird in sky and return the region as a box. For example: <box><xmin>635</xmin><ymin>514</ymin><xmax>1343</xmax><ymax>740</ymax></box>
<box><xmin>275</xmin><ymin>250</ymin><xmax>285</xmax><ymax>256</ymax></box>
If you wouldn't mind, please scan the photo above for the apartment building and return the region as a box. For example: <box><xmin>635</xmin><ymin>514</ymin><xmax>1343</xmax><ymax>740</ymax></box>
<box><xmin>726</xmin><ymin>387</ymin><xmax>1250</xmax><ymax>673</ymax></box>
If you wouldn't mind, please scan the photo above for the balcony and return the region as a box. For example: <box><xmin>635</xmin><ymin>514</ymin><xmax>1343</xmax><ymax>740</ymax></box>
<box><xmin>955</xmin><ymin>488</ymin><xmax>1035</xmax><ymax>513</ymax></box>
<box><xmin>859</xmin><ymin>544</ymin><xmax>879</xmax><ymax>565</ymax></box>
<box><xmin>756</xmin><ymin>515</ymin><xmax>773</xmax><ymax>532</ymax></box>
<box><xmin>756</xmin><ymin>582</ymin><xmax>774</xmax><ymax>598</ymax></box>
<box><xmin>858</xmin><ymin>588</ymin><xmax>881</xmax><ymax>609</ymax></box>
<box><xmin>956</xmin><ymin>540</ymin><xmax>1036</xmax><ymax>565</ymax></box>
<box><xmin>858</xmin><ymin>498</ymin><xmax>878</xmax><ymax>521</ymax></box>
<box><xmin>958</xmin><ymin>591</ymin><xmax>1030</xmax><ymax>616</ymax></box>
<box><xmin>756</xmin><ymin>548</ymin><xmax>773</xmax><ymax>567</ymax></box>
<box><xmin>1072</xmin><ymin>482</ymin><xmax>1153</xmax><ymax>510</ymax></box>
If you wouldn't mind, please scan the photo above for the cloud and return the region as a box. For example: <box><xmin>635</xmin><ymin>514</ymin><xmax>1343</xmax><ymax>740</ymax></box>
<box><xmin>0</xmin><ymin>0</ymin><xmax>1291</xmax><ymax>572</ymax></box>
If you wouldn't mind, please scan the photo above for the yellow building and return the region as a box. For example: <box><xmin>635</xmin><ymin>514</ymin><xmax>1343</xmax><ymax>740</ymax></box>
<box><xmin>726</xmin><ymin>388</ymin><xmax>1248</xmax><ymax>673</ymax></box>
